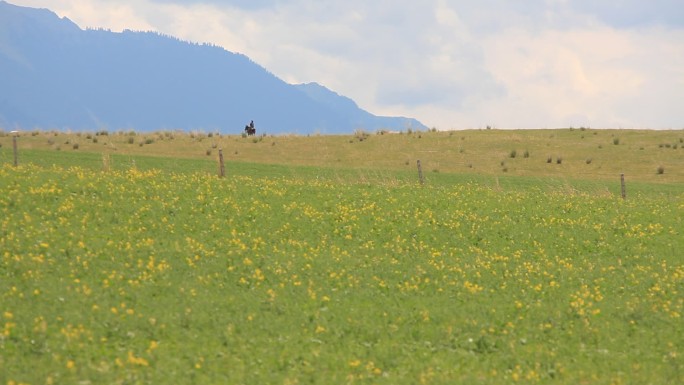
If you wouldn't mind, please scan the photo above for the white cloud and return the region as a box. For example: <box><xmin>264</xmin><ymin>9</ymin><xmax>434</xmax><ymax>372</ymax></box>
<box><xmin>478</xmin><ymin>24</ymin><xmax>684</xmax><ymax>128</ymax></box>
<box><xmin>8</xmin><ymin>0</ymin><xmax>684</xmax><ymax>129</ymax></box>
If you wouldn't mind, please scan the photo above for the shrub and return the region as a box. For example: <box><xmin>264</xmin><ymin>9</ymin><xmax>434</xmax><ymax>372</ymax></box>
<box><xmin>523</xmin><ymin>150</ymin><xmax>530</xmax><ymax>158</ymax></box>
<box><xmin>127</xmin><ymin>137</ymin><xmax>135</xmax><ymax>144</ymax></box>
<box><xmin>145</xmin><ymin>138</ymin><xmax>154</xmax><ymax>145</ymax></box>
<box><xmin>556</xmin><ymin>157</ymin><xmax>563</xmax><ymax>164</ymax></box>
<box><xmin>546</xmin><ymin>156</ymin><xmax>552</xmax><ymax>164</ymax></box>
<box><xmin>586</xmin><ymin>158</ymin><xmax>592</xmax><ymax>164</ymax></box>
<box><xmin>613</xmin><ymin>138</ymin><xmax>620</xmax><ymax>145</ymax></box>
<box><xmin>72</xmin><ymin>143</ymin><xmax>79</xmax><ymax>150</ymax></box>
<box><xmin>354</xmin><ymin>130</ymin><xmax>370</xmax><ymax>142</ymax></box>
<box><xmin>206</xmin><ymin>149</ymin><xmax>212</xmax><ymax>156</ymax></box>
<box><xmin>657</xmin><ymin>166</ymin><xmax>665</xmax><ymax>174</ymax></box>
<box><xmin>509</xmin><ymin>150</ymin><xmax>517</xmax><ymax>158</ymax></box>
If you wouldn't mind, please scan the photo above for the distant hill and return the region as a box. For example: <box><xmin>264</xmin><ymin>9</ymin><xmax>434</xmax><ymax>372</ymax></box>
<box><xmin>0</xmin><ymin>1</ymin><xmax>426</xmax><ymax>134</ymax></box>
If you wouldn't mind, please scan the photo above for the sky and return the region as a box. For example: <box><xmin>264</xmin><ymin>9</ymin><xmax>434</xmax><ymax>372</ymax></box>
<box><xmin>10</xmin><ymin>0</ymin><xmax>684</xmax><ymax>129</ymax></box>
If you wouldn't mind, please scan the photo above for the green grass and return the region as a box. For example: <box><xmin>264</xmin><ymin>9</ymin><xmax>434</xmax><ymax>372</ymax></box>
<box><xmin>1</xmin><ymin>160</ymin><xmax>682</xmax><ymax>384</ymax></box>
<box><xmin>1</xmin><ymin>129</ymin><xmax>682</xmax><ymax>383</ymax></box>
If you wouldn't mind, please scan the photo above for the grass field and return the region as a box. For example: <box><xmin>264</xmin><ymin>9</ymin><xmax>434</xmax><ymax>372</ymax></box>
<box><xmin>1</xmin><ymin>129</ymin><xmax>683</xmax><ymax>384</ymax></box>
<box><xmin>1</xmin><ymin>128</ymin><xmax>683</xmax><ymax>183</ymax></box>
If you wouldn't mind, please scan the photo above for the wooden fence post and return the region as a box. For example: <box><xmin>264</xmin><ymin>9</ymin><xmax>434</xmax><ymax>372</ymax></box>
<box><xmin>620</xmin><ymin>173</ymin><xmax>626</xmax><ymax>200</ymax></box>
<box><xmin>12</xmin><ymin>133</ymin><xmax>18</xmax><ymax>167</ymax></box>
<box><xmin>218</xmin><ymin>149</ymin><xmax>225</xmax><ymax>177</ymax></box>
<box><xmin>417</xmin><ymin>159</ymin><xmax>424</xmax><ymax>185</ymax></box>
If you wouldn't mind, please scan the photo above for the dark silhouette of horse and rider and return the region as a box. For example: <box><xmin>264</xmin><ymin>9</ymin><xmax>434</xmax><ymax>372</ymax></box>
<box><xmin>244</xmin><ymin>120</ymin><xmax>256</xmax><ymax>136</ymax></box>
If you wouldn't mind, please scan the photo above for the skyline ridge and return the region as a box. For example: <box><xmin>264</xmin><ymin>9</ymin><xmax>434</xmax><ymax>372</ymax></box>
<box><xmin>0</xmin><ymin>1</ymin><xmax>426</xmax><ymax>134</ymax></box>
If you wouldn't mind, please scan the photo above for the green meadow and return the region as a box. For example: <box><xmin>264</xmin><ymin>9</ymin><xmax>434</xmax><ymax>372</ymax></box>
<box><xmin>0</xmin><ymin>129</ymin><xmax>682</xmax><ymax>384</ymax></box>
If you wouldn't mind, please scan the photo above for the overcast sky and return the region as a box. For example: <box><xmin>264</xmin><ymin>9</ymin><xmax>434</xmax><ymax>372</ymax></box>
<box><xmin>11</xmin><ymin>0</ymin><xmax>684</xmax><ymax>129</ymax></box>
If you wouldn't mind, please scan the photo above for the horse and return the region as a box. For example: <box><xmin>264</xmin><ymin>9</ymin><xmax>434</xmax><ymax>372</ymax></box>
<box><xmin>244</xmin><ymin>120</ymin><xmax>256</xmax><ymax>136</ymax></box>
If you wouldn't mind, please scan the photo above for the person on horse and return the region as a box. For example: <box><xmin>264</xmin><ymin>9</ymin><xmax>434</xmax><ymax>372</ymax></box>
<box><xmin>244</xmin><ymin>120</ymin><xmax>256</xmax><ymax>136</ymax></box>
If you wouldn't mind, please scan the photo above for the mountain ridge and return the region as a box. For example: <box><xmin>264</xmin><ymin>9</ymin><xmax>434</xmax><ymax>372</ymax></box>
<box><xmin>0</xmin><ymin>1</ymin><xmax>427</xmax><ymax>134</ymax></box>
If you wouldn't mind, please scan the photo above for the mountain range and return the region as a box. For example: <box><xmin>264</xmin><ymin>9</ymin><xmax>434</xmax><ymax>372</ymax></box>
<box><xmin>0</xmin><ymin>1</ymin><xmax>426</xmax><ymax>134</ymax></box>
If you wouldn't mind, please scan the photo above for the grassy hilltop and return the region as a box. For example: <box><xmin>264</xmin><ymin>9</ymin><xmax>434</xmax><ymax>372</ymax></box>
<box><xmin>1</xmin><ymin>128</ymin><xmax>683</xmax><ymax>384</ymax></box>
<box><xmin>1</xmin><ymin>128</ymin><xmax>683</xmax><ymax>185</ymax></box>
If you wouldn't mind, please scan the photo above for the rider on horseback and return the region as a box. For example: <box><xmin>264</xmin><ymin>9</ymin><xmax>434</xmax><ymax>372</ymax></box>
<box><xmin>244</xmin><ymin>120</ymin><xmax>256</xmax><ymax>136</ymax></box>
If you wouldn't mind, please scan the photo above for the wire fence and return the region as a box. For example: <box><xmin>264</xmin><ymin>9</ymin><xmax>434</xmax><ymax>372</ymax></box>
<box><xmin>1</xmin><ymin>135</ymin><xmax>682</xmax><ymax>197</ymax></box>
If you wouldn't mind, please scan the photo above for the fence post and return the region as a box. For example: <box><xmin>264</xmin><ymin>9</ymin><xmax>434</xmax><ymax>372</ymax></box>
<box><xmin>218</xmin><ymin>149</ymin><xmax>225</xmax><ymax>177</ymax></box>
<box><xmin>620</xmin><ymin>173</ymin><xmax>626</xmax><ymax>200</ymax></box>
<box><xmin>12</xmin><ymin>132</ymin><xmax>18</xmax><ymax>167</ymax></box>
<box><xmin>417</xmin><ymin>159</ymin><xmax>424</xmax><ymax>185</ymax></box>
